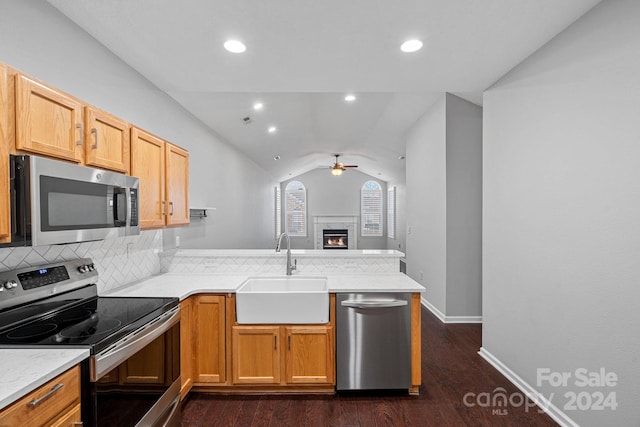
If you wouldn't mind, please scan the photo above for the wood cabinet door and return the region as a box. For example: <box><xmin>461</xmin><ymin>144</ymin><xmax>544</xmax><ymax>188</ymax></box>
<box><xmin>180</xmin><ymin>298</ymin><xmax>194</xmax><ymax>398</ymax></box>
<box><xmin>165</xmin><ymin>143</ymin><xmax>189</xmax><ymax>226</ymax></box>
<box><xmin>0</xmin><ymin>64</ymin><xmax>11</xmax><ymax>244</ymax></box>
<box><xmin>285</xmin><ymin>326</ymin><xmax>335</xmax><ymax>385</ymax></box>
<box><xmin>193</xmin><ymin>295</ymin><xmax>226</xmax><ymax>383</ymax></box>
<box><xmin>15</xmin><ymin>74</ymin><xmax>83</xmax><ymax>163</ymax></box>
<box><xmin>49</xmin><ymin>403</ymin><xmax>81</xmax><ymax>427</ymax></box>
<box><xmin>232</xmin><ymin>326</ymin><xmax>281</xmax><ymax>385</ymax></box>
<box><xmin>85</xmin><ymin>106</ymin><xmax>130</xmax><ymax>173</ymax></box>
<box><xmin>120</xmin><ymin>334</ymin><xmax>166</xmax><ymax>384</ymax></box>
<box><xmin>131</xmin><ymin>127</ymin><xmax>166</xmax><ymax>229</ymax></box>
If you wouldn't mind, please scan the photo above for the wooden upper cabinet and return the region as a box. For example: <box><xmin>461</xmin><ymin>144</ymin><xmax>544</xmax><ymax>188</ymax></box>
<box><xmin>131</xmin><ymin>127</ymin><xmax>166</xmax><ymax>229</ymax></box>
<box><xmin>232</xmin><ymin>326</ymin><xmax>281</xmax><ymax>385</ymax></box>
<box><xmin>285</xmin><ymin>326</ymin><xmax>334</xmax><ymax>385</ymax></box>
<box><xmin>15</xmin><ymin>73</ymin><xmax>83</xmax><ymax>163</ymax></box>
<box><xmin>165</xmin><ymin>143</ymin><xmax>189</xmax><ymax>226</ymax></box>
<box><xmin>0</xmin><ymin>64</ymin><xmax>11</xmax><ymax>244</ymax></box>
<box><xmin>131</xmin><ymin>126</ymin><xmax>189</xmax><ymax>229</ymax></box>
<box><xmin>85</xmin><ymin>105</ymin><xmax>130</xmax><ymax>173</ymax></box>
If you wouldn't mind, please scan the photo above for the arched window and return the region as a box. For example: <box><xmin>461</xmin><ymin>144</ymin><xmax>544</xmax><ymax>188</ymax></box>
<box><xmin>284</xmin><ymin>181</ymin><xmax>306</xmax><ymax>236</ymax></box>
<box><xmin>361</xmin><ymin>180</ymin><xmax>383</xmax><ymax>236</ymax></box>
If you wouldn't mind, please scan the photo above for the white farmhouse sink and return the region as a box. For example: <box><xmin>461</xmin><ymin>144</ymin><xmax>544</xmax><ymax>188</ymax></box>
<box><xmin>236</xmin><ymin>276</ymin><xmax>329</xmax><ymax>324</ymax></box>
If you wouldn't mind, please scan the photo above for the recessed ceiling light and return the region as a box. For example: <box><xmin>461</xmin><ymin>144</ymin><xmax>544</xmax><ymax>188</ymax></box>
<box><xmin>253</xmin><ymin>102</ymin><xmax>263</xmax><ymax>110</ymax></box>
<box><xmin>274</xmin><ymin>155</ymin><xmax>280</xmax><ymax>160</ymax></box>
<box><xmin>268</xmin><ymin>126</ymin><xmax>277</xmax><ymax>133</ymax></box>
<box><xmin>400</xmin><ymin>39</ymin><xmax>423</xmax><ymax>53</ymax></box>
<box><xmin>344</xmin><ymin>94</ymin><xmax>356</xmax><ymax>102</ymax></box>
<box><xmin>224</xmin><ymin>40</ymin><xmax>246</xmax><ymax>53</ymax></box>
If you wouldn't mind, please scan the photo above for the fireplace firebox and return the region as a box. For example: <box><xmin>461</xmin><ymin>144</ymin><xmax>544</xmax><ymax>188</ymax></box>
<box><xmin>323</xmin><ymin>229</ymin><xmax>348</xmax><ymax>250</ymax></box>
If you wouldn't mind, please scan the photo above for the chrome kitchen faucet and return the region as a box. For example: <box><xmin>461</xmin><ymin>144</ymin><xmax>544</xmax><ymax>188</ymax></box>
<box><xmin>276</xmin><ymin>233</ymin><xmax>297</xmax><ymax>275</ymax></box>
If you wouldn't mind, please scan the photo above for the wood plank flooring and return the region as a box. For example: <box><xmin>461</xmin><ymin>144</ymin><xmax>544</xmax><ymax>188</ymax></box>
<box><xmin>181</xmin><ymin>307</ymin><xmax>558</xmax><ymax>426</ymax></box>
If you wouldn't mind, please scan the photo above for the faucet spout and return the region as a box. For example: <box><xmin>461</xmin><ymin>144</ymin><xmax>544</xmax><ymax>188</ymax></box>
<box><xmin>276</xmin><ymin>233</ymin><xmax>296</xmax><ymax>275</ymax></box>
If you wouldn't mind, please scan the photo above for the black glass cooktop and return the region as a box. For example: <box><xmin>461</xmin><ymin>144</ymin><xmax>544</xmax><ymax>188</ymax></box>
<box><xmin>0</xmin><ymin>289</ymin><xmax>178</xmax><ymax>354</ymax></box>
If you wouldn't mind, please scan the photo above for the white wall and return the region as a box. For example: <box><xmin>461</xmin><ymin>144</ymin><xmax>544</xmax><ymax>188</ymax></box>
<box><xmin>405</xmin><ymin>94</ymin><xmax>482</xmax><ymax>319</ymax></box>
<box><xmin>445</xmin><ymin>94</ymin><xmax>483</xmax><ymax>317</ymax></box>
<box><xmin>0</xmin><ymin>0</ymin><xmax>275</xmax><ymax>250</ymax></box>
<box><xmin>281</xmin><ymin>168</ymin><xmax>387</xmax><ymax>249</ymax></box>
<box><xmin>406</xmin><ymin>96</ymin><xmax>447</xmax><ymax>311</ymax></box>
<box><xmin>483</xmin><ymin>0</ymin><xmax>640</xmax><ymax>425</ymax></box>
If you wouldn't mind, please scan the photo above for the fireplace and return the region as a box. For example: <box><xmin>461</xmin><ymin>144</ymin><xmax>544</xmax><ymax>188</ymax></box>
<box><xmin>323</xmin><ymin>229</ymin><xmax>348</xmax><ymax>250</ymax></box>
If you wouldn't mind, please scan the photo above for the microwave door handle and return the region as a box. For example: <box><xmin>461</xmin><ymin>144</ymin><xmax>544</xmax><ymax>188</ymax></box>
<box><xmin>125</xmin><ymin>185</ymin><xmax>132</xmax><ymax>225</ymax></box>
<box><xmin>113</xmin><ymin>188</ymin><xmax>127</xmax><ymax>226</ymax></box>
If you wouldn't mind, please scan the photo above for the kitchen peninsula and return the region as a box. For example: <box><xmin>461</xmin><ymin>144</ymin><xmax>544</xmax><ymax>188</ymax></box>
<box><xmin>106</xmin><ymin>249</ymin><xmax>425</xmax><ymax>397</ymax></box>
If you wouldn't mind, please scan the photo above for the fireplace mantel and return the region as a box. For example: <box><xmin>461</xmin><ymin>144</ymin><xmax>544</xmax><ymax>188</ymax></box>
<box><xmin>313</xmin><ymin>216</ymin><xmax>357</xmax><ymax>249</ymax></box>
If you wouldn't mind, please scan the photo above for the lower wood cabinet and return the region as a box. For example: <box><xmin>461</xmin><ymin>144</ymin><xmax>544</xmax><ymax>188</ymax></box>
<box><xmin>285</xmin><ymin>326</ymin><xmax>334</xmax><ymax>385</ymax></box>
<box><xmin>179</xmin><ymin>297</ymin><xmax>194</xmax><ymax>398</ymax></box>
<box><xmin>0</xmin><ymin>365</ymin><xmax>81</xmax><ymax>427</ymax></box>
<box><xmin>232</xmin><ymin>326</ymin><xmax>281</xmax><ymax>385</ymax></box>
<box><xmin>232</xmin><ymin>325</ymin><xmax>335</xmax><ymax>386</ymax></box>
<box><xmin>192</xmin><ymin>295</ymin><xmax>226</xmax><ymax>384</ymax></box>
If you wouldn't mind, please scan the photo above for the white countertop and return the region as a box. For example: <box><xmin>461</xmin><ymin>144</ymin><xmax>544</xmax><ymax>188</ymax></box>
<box><xmin>0</xmin><ymin>348</ymin><xmax>89</xmax><ymax>411</ymax></box>
<box><xmin>166</xmin><ymin>249</ymin><xmax>405</xmax><ymax>258</ymax></box>
<box><xmin>104</xmin><ymin>272</ymin><xmax>425</xmax><ymax>299</ymax></box>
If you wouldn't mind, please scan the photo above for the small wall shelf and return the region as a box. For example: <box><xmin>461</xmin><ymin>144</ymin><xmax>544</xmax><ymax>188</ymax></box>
<box><xmin>189</xmin><ymin>207</ymin><xmax>216</xmax><ymax>219</ymax></box>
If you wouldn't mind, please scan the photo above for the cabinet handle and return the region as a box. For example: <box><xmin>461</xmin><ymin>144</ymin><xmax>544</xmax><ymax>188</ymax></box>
<box><xmin>288</xmin><ymin>335</ymin><xmax>291</xmax><ymax>350</ymax></box>
<box><xmin>169</xmin><ymin>201</ymin><xmax>174</xmax><ymax>216</ymax></box>
<box><xmin>76</xmin><ymin>123</ymin><xmax>83</xmax><ymax>146</ymax></box>
<box><xmin>91</xmin><ymin>127</ymin><xmax>98</xmax><ymax>149</ymax></box>
<box><xmin>27</xmin><ymin>383</ymin><xmax>63</xmax><ymax>407</ymax></box>
<box><xmin>274</xmin><ymin>336</ymin><xmax>277</xmax><ymax>350</ymax></box>
<box><xmin>161</xmin><ymin>201</ymin><xmax>166</xmax><ymax>216</ymax></box>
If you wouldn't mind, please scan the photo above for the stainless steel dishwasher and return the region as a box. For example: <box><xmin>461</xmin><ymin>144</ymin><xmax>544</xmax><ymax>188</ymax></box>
<box><xmin>336</xmin><ymin>292</ymin><xmax>412</xmax><ymax>391</ymax></box>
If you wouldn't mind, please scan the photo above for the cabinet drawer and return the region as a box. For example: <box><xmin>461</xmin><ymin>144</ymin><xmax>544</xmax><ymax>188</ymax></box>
<box><xmin>0</xmin><ymin>366</ymin><xmax>80</xmax><ymax>427</ymax></box>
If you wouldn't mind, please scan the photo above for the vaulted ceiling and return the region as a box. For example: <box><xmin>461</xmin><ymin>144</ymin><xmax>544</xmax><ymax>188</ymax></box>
<box><xmin>48</xmin><ymin>0</ymin><xmax>601</xmax><ymax>182</ymax></box>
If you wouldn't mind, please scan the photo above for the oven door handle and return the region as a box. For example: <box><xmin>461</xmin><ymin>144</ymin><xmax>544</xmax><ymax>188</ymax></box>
<box><xmin>91</xmin><ymin>306</ymin><xmax>180</xmax><ymax>381</ymax></box>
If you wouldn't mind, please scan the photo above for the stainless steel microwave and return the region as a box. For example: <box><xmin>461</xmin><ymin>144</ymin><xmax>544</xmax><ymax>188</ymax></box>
<box><xmin>3</xmin><ymin>155</ymin><xmax>139</xmax><ymax>247</ymax></box>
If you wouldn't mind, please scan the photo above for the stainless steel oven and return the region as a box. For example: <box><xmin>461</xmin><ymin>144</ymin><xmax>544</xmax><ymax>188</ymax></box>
<box><xmin>0</xmin><ymin>258</ymin><xmax>180</xmax><ymax>426</ymax></box>
<box><xmin>88</xmin><ymin>306</ymin><xmax>181</xmax><ymax>427</ymax></box>
<box><xmin>3</xmin><ymin>154</ymin><xmax>139</xmax><ymax>247</ymax></box>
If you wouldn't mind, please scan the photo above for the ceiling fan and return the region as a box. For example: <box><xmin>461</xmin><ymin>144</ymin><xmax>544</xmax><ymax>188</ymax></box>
<box><xmin>330</xmin><ymin>154</ymin><xmax>358</xmax><ymax>176</ymax></box>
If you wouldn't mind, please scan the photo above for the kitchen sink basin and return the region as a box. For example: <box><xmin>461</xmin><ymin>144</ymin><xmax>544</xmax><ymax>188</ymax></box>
<box><xmin>235</xmin><ymin>276</ymin><xmax>329</xmax><ymax>324</ymax></box>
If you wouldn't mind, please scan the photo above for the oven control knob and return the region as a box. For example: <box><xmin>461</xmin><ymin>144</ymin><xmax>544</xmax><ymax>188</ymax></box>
<box><xmin>4</xmin><ymin>280</ymin><xmax>17</xmax><ymax>290</ymax></box>
<box><xmin>78</xmin><ymin>265</ymin><xmax>88</xmax><ymax>273</ymax></box>
<box><xmin>88</xmin><ymin>263</ymin><xmax>95</xmax><ymax>271</ymax></box>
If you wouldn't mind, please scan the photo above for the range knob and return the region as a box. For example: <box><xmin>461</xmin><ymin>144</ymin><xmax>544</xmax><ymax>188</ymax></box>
<box><xmin>78</xmin><ymin>265</ymin><xmax>88</xmax><ymax>273</ymax></box>
<box><xmin>3</xmin><ymin>280</ymin><xmax>17</xmax><ymax>290</ymax></box>
<box><xmin>88</xmin><ymin>263</ymin><xmax>96</xmax><ymax>271</ymax></box>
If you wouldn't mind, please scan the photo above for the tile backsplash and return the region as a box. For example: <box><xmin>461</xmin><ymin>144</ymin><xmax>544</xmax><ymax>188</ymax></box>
<box><xmin>160</xmin><ymin>252</ymin><xmax>399</xmax><ymax>274</ymax></box>
<box><xmin>0</xmin><ymin>230</ymin><xmax>162</xmax><ymax>294</ymax></box>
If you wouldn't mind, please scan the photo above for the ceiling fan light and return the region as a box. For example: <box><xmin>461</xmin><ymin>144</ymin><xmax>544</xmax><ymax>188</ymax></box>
<box><xmin>331</xmin><ymin>167</ymin><xmax>343</xmax><ymax>176</ymax></box>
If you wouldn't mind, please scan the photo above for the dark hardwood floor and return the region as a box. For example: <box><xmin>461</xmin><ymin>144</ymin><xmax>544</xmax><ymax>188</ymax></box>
<box><xmin>181</xmin><ymin>307</ymin><xmax>558</xmax><ymax>426</ymax></box>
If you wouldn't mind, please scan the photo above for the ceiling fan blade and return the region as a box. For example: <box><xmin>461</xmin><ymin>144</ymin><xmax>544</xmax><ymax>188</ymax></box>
<box><xmin>343</xmin><ymin>165</ymin><xmax>358</xmax><ymax>168</ymax></box>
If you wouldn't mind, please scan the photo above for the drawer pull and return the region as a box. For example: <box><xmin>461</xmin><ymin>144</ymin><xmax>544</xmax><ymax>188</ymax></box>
<box><xmin>27</xmin><ymin>383</ymin><xmax>63</xmax><ymax>407</ymax></box>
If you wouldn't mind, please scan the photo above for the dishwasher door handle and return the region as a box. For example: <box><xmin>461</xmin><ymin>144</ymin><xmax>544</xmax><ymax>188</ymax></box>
<box><xmin>341</xmin><ymin>299</ymin><xmax>408</xmax><ymax>309</ymax></box>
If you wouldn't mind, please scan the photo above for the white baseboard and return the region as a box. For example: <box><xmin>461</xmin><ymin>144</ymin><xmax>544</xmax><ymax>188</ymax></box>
<box><xmin>478</xmin><ymin>347</ymin><xmax>579</xmax><ymax>427</ymax></box>
<box><xmin>420</xmin><ymin>297</ymin><xmax>483</xmax><ymax>324</ymax></box>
